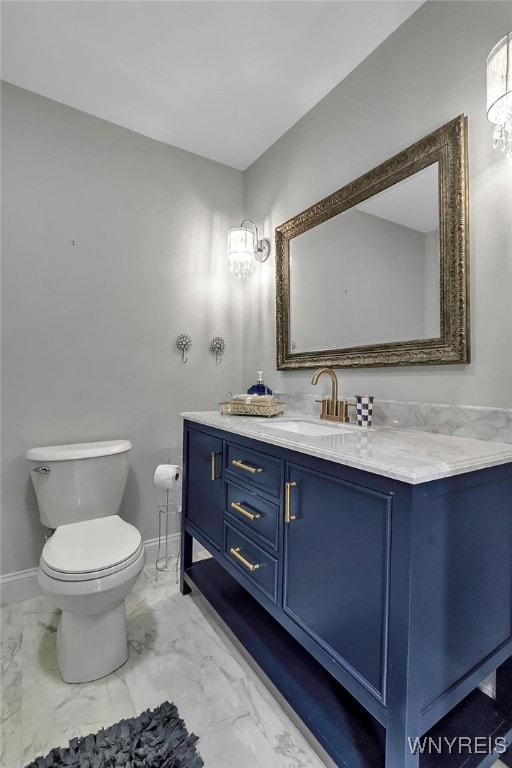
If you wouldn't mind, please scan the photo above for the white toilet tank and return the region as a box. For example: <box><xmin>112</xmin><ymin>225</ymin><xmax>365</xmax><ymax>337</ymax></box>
<box><xmin>26</xmin><ymin>440</ymin><xmax>132</xmax><ymax>528</ymax></box>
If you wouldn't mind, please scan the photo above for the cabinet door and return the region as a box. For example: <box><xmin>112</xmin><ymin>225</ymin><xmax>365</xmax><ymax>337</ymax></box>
<box><xmin>283</xmin><ymin>463</ymin><xmax>391</xmax><ymax>700</ymax></box>
<box><xmin>184</xmin><ymin>429</ymin><xmax>223</xmax><ymax>549</ymax></box>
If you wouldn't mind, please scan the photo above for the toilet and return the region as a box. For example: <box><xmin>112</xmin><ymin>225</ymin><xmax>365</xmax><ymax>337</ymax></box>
<box><xmin>26</xmin><ymin>439</ymin><xmax>145</xmax><ymax>683</ymax></box>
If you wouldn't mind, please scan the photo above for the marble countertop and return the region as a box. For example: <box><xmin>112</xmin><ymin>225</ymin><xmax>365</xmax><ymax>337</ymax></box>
<box><xmin>181</xmin><ymin>410</ymin><xmax>512</xmax><ymax>485</ymax></box>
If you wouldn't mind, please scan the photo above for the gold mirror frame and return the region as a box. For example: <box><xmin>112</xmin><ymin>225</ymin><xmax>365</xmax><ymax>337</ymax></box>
<box><xmin>275</xmin><ymin>115</ymin><xmax>469</xmax><ymax>369</ymax></box>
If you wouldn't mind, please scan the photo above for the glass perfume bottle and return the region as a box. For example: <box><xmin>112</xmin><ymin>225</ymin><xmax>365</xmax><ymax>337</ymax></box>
<box><xmin>247</xmin><ymin>371</ymin><xmax>273</xmax><ymax>396</ymax></box>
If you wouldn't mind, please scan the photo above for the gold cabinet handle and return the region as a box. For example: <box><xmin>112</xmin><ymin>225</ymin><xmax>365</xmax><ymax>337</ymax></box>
<box><xmin>231</xmin><ymin>501</ymin><xmax>260</xmax><ymax>521</ymax></box>
<box><xmin>210</xmin><ymin>451</ymin><xmax>221</xmax><ymax>480</ymax></box>
<box><xmin>230</xmin><ymin>546</ymin><xmax>260</xmax><ymax>572</ymax></box>
<box><xmin>232</xmin><ymin>459</ymin><xmax>263</xmax><ymax>474</ymax></box>
<box><xmin>285</xmin><ymin>481</ymin><xmax>297</xmax><ymax>523</ymax></box>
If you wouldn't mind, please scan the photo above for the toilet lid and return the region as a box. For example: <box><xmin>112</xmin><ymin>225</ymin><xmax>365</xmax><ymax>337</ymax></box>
<box><xmin>26</xmin><ymin>439</ymin><xmax>131</xmax><ymax>462</ymax></box>
<box><xmin>42</xmin><ymin>515</ymin><xmax>142</xmax><ymax>575</ymax></box>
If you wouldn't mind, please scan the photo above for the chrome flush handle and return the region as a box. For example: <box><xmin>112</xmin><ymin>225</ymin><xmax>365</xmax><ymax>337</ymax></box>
<box><xmin>32</xmin><ymin>466</ymin><xmax>51</xmax><ymax>474</ymax></box>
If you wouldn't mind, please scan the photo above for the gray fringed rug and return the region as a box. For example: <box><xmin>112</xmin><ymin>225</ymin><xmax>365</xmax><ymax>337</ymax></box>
<box><xmin>25</xmin><ymin>701</ymin><xmax>204</xmax><ymax>768</ymax></box>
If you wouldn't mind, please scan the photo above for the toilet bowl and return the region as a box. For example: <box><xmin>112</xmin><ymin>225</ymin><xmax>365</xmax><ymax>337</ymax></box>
<box><xmin>38</xmin><ymin>515</ymin><xmax>145</xmax><ymax>683</ymax></box>
<box><xmin>26</xmin><ymin>439</ymin><xmax>145</xmax><ymax>683</ymax></box>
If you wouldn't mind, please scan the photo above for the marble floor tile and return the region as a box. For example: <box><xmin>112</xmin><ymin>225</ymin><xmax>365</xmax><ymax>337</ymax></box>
<box><xmin>231</xmin><ymin>674</ymin><xmax>327</xmax><ymax>768</ymax></box>
<box><xmin>195</xmin><ymin>713</ymin><xmax>299</xmax><ymax>768</ymax></box>
<box><xmin>1</xmin><ymin>606</ymin><xmax>23</xmax><ymax>768</ymax></box>
<box><xmin>21</xmin><ymin>673</ymin><xmax>136</xmax><ymax>764</ymax></box>
<box><xmin>1</xmin><ymin>564</ymin><xmax>508</xmax><ymax>768</ymax></box>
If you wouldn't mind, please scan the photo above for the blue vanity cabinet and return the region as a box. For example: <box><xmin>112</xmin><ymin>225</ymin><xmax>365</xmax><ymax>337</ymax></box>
<box><xmin>181</xmin><ymin>419</ymin><xmax>512</xmax><ymax>768</ymax></box>
<box><xmin>182</xmin><ymin>426</ymin><xmax>223</xmax><ymax>550</ymax></box>
<box><xmin>223</xmin><ymin>521</ymin><xmax>279</xmax><ymax>604</ymax></box>
<box><xmin>283</xmin><ymin>462</ymin><xmax>391</xmax><ymax>701</ymax></box>
<box><xmin>225</xmin><ymin>440</ymin><xmax>281</xmax><ymax>497</ymax></box>
<box><xmin>222</xmin><ymin>438</ymin><xmax>281</xmax><ymax>603</ymax></box>
<box><xmin>225</xmin><ymin>479</ymin><xmax>279</xmax><ymax>550</ymax></box>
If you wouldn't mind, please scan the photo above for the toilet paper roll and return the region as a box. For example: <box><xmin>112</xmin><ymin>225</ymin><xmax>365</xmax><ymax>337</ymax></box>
<box><xmin>154</xmin><ymin>464</ymin><xmax>181</xmax><ymax>491</ymax></box>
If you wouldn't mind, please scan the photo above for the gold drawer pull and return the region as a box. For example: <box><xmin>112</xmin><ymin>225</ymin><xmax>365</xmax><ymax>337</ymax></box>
<box><xmin>285</xmin><ymin>481</ymin><xmax>297</xmax><ymax>523</ymax></box>
<box><xmin>232</xmin><ymin>459</ymin><xmax>263</xmax><ymax>474</ymax></box>
<box><xmin>230</xmin><ymin>547</ymin><xmax>260</xmax><ymax>572</ymax></box>
<box><xmin>231</xmin><ymin>502</ymin><xmax>260</xmax><ymax>521</ymax></box>
<box><xmin>210</xmin><ymin>451</ymin><xmax>221</xmax><ymax>481</ymax></box>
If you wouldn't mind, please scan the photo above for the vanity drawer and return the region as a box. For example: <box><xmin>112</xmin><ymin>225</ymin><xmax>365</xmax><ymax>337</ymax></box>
<box><xmin>224</xmin><ymin>522</ymin><xmax>278</xmax><ymax>604</ymax></box>
<box><xmin>225</xmin><ymin>481</ymin><xmax>279</xmax><ymax>550</ymax></box>
<box><xmin>225</xmin><ymin>442</ymin><xmax>280</xmax><ymax>497</ymax></box>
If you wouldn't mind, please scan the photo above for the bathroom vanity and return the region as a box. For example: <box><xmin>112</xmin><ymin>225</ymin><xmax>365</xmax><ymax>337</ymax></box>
<box><xmin>180</xmin><ymin>412</ymin><xmax>512</xmax><ymax>768</ymax></box>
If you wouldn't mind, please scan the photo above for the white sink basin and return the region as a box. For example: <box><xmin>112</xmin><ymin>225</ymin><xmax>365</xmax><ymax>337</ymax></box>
<box><xmin>268</xmin><ymin>420</ymin><xmax>353</xmax><ymax>437</ymax></box>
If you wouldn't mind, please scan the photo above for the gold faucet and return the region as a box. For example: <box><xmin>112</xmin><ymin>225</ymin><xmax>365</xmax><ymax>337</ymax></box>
<box><xmin>311</xmin><ymin>367</ymin><xmax>354</xmax><ymax>423</ymax></box>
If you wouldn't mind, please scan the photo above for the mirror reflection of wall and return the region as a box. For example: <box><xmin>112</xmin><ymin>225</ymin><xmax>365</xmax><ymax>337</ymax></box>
<box><xmin>289</xmin><ymin>164</ymin><xmax>440</xmax><ymax>353</ymax></box>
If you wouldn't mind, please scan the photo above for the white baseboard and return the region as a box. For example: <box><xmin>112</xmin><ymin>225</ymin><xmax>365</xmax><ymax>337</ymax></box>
<box><xmin>0</xmin><ymin>567</ymin><xmax>40</xmax><ymax>606</ymax></box>
<box><xmin>142</xmin><ymin>533</ymin><xmax>181</xmax><ymax>565</ymax></box>
<box><xmin>0</xmin><ymin>533</ymin><xmax>182</xmax><ymax>606</ymax></box>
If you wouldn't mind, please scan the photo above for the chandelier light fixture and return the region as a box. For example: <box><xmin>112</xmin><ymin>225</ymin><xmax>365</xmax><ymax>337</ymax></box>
<box><xmin>227</xmin><ymin>220</ymin><xmax>270</xmax><ymax>280</ymax></box>
<box><xmin>487</xmin><ymin>32</ymin><xmax>512</xmax><ymax>157</ymax></box>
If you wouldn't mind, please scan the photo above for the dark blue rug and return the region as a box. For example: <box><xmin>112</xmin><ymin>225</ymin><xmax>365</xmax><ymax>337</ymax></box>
<box><xmin>25</xmin><ymin>701</ymin><xmax>204</xmax><ymax>767</ymax></box>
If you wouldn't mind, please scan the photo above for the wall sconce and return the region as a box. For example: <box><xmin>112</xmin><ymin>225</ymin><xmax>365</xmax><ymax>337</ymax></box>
<box><xmin>227</xmin><ymin>219</ymin><xmax>270</xmax><ymax>279</ymax></box>
<box><xmin>487</xmin><ymin>32</ymin><xmax>512</xmax><ymax>157</ymax></box>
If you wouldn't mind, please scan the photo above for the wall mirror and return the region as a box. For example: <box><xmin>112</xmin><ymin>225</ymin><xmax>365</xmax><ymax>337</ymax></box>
<box><xmin>275</xmin><ymin>115</ymin><xmax>469</xmax><ymax>369</ymax></box>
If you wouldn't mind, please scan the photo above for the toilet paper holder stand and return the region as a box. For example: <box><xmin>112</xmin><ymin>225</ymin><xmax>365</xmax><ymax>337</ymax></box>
<box><xmin>155</xmin><ymin>466</ymin><xmax>181</xmax><ymax>583</ymax></box>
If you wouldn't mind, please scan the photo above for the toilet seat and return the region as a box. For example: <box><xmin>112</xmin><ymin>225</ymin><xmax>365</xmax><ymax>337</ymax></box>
<box><xmin>40</xmin><ymin>515</ymin><xmax>143</xmax><ymax>581</ymax></box>
<box><xmin>40</xmin><ymin>542</ymin><xmax>144</xmax><ymax>581</ymax></box>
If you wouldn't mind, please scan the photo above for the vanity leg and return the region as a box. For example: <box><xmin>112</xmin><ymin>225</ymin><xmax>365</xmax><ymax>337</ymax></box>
<box><xmin>386</xmin><ymin>644</ymin><xmax>420</xmax><ymax>768</ymax></box>
<box><xmin>385</xmin><ymin>719</ymin><xmax>420</xmax><ymax>768</ymax></box>
<box><xmin>386</xmin><ymin>496</ymin><xmax>420</xmax><ymax>767</ymax></box>
<box><xmin>180</xmin><ymin>529</ymin><xmax>192</xmax><ymax>595</ymax></box>
<box><xmin>495</xmin><ymin>656</ymin><xmax>512</xmax><ymax>766</ymax></box>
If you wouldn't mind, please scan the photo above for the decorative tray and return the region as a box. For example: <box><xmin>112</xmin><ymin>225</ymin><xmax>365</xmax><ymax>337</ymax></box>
<box><xmin>219</xmin><ymin>401</ymin><xmax>285</xmax><ymax>418</ymax></box>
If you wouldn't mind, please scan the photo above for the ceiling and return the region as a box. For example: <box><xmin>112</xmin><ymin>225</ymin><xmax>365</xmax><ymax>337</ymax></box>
<box><xmin>356</xmin><ymin>164</ymin><xmax>438</xmax><ymax>233</ymax></box>
<box><xmin>1</xmin><ymin>1</ymin><xmax>423</xmax><ymax>170</ymax></box>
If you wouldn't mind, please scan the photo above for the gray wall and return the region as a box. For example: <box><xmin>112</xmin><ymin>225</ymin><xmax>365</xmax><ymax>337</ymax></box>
<box><xmin>1</xmin><ymin>82</ymin><xmax>243</xmax><ymax>575</ymax></box>
<box><xmin>290</xmin><ymin>208</ymin><xmax>428</xmax><ymax>350</ymax></box>
<box><xmin>243</xmin><ymin>1</ymin><xmax>512</xmax><ymax>407</ymax></box>
<box><xmin>424</xmin><ymin>229</ymin><xmax>440</xmax><ymax>339</ymax></box>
